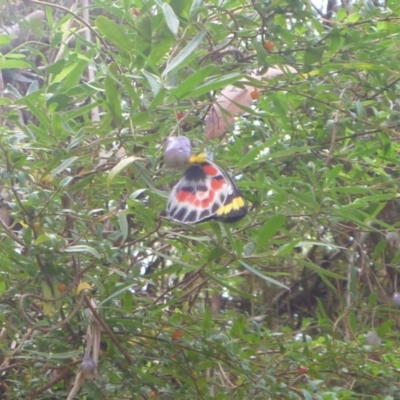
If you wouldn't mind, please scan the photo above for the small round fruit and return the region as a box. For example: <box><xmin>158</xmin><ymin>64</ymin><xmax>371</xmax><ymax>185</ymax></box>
<box><xmin>171</xmin><ymin>329</ymin><xmax>183</xmax><ymax>341</ymax></box>
<box><xmin>149</xmin><ymin>391</ymin><xmax>157</xmax><ymax>399</ymax></box>
<box><xmin>32</xmin><ymin>221</ymin><xmax>42</xmax><ymax>234</ymax></box>
<box><xmin>189</xmin><ymin>370</ymin><xmax>198</xmax><ymax>379</ymax></box>
<box><xmin>250</xmin><ymin>89</ymin><xmax>260</xmax><ymax>100</ymax></box>
<box><xmin>263</xmin><ymin>40</ymin><xmax>274</xmax><ymax>51</ymax></box>
<box><xmin>57</xmin><ymin>283</ymin><xmax>67</xmax><ymax>293</ymax></box>
<box><xmin>298</xmin><ymin>365</ymin><xmax>308</xmax><ymax>375</ymax></box>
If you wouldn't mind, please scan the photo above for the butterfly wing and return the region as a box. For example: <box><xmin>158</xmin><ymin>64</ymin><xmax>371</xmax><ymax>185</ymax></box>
<box><xmin>167</xmin><ymin>160</ymin><xmax>247</xmax><ymax>224</ymax></box>
<box><xmin>214</xmin><ymin>171</ymin><xmax>247</xmax><ymax>223</ymax></box>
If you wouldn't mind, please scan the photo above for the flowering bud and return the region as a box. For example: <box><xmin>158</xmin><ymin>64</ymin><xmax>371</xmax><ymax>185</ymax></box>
<box><xmin>365</xmin><ymin>331</ymin><xmax>381</xmax><ymax>346</ymax></box>
<box><xmin>81</xmin><ymin>357</ymin><xmax>97</xmax><ymax>379</ymax></box>
<box><xmin>393</xmin><ymin>292</ymin><xmax>400</xmax><ymax>305</ymax></box>
<box><xmin>164</xmin><ymin>136</ymin><xmax>191</xmax><ymax>167</ymax></box>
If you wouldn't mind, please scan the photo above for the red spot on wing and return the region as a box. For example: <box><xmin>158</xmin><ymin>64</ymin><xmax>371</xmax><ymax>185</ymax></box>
<box><xmin>211</xmin><ymin>177</ymin><xmax>226</xmax><ymax>190</ymax></box>
<box><xmin>200</xmin><ymin>191</ymin><xmax>214</xmax><ymax>208</ymax></box>
<box><xmin>177</xmin><ymin>190</ymin><xmax>196</xmax><ymax>203</ymax></box>
<box><xmin>202</xmin><ymin>163</ymin><xmax>219</xmax><ymax>176</ymax></box>
<box><xmin>177</xmin><ymin>188</ymin><xmax>216</xmax><ymax>209</ymax></box>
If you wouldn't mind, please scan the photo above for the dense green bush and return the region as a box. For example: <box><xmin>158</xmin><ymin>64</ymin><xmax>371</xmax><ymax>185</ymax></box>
<box><xmin>1</xmin><ymin>0</ymin><xmax>400</xmax><ymax>398</ymax></box>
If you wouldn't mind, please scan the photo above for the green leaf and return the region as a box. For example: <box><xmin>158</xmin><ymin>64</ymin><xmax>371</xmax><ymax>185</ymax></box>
<box><xmin>95</xmin><ymin>16</ymin><xmax>132</xmax><ymax>53</ymax></box>
<box><xmin>239</xmin><ymin>261</ymin><xmax>290</xmax><ymax>290</ymax></box>
<box><xmin>0</xmin><ymin>34</ymin><xmax>11</xmax><ymax>47</ymax></box>
<box><xmin>26</xmin><ymin>80</ymin><xmax>39</xmax><ymax>96</ymax></box>
<box><xmin>0</xmin><ymin>59</ymin><xmax>31</xmax><ymax>69</ymax></box>
<box><xmin>377</xmin><ymin>319</ymin><xmax>394</xmax><ymax>337</ymax></box>
<box><xmin>149</xmin><ymin>34</ymin><xmax>174</xmax><ymax>65</ymax></box>
<box><xmin>148</xmin><ymin>87</ymin><xmax>167</xmax><ymax>109</ymax></box>
<box><xmin>51</xmin><ymin>156</ymin><xmax>78</xmax><ymax>175</ymax></box>
<box><xmin>170</xmin><ymin>0</ymin><xmax>188</xmax><ymax>17</ymax></box>
<box><xmin>49</xmin><ymin>53</ymin><xmax>94</xmax><ymax>90</ymax></box>
<box><xmin>99</xmin><ymin>283</ymin><xmax>140</xmax><ymax>306</ymax></box>
<box><xmin>118</xmin><ymin>212</ymin><xmax>129</xmax><ymax>242</ymax></box>
<box><xmin>302</xmin><ymin>390</ymin><xmax>314</xmax><ymax>400</ymax></box>
<box><xmin>35</xmin><ymin>233</ymin><xmax>63</xmax><ymax>246</ymax></box>
<box><xmin>142</xmin><ymin>70</ymin><xmax>161</xmax><ymax>96</ymax></box>
<box><xmin>255</xmin><ymin>214</ymin><xmax>286</xmax><ymax>252</ymax></box>
<box><xmin>46</xmin><ymin>93</ymin><xmax>70</xmax><ymax>112</ymax></box>
<box><xmin>274</xmin><ymin>240</ymin><xmax>302</xmax><ymax>256</ymax></box>
<box><xmin>377</xmin><ymin>21</ymin><xmax>390</xmax><ymax>31</ymax></box>
<box><xmin>341</xmin><ymin>62</ymin><xmax>389</xmax><ymax>73</ymax></box>
<box><xmin>0</xmin><ymin>97</ymin><xmax>11</xmax><ymax>106</ymax></box>
<box><xmin>107</xmin><ymin>156</ymin><xmax>145</xmax><ymax>185</ymax></box>
<box><xmin>347</xmin><ymin>12</ymin><xmax>361</xmax><ymax>23</ymax></box>
<box><xmin>135</xmin><ymin>14</ymin><xmax>152</xmax><ymax>64</ymax></box>
<box><xmin>46</xmin><ymin>59</ymin><xmax>67</xmax><ymax>74</ymax></box>
<box><xmin>252</xmin><ymin>38</ymin><xmax>268</xmax><ymax>67</ymax></box>
<box><xmin>169</xmin><ymin>65</ymin><xmax>217</xmax><ymax>99</ymax></box>
<box><xmin>303</xmin><ymin>46</ymin><xmax>325</xmax><ymax>66</ymax></box>
<box><xmin>162</xmin><ymin>30</ymin><xmax>206</xmax><ymax>77</ymax></box>
<box><xmin>189</xmin><ymin>0</ymin><xmax>204</xmax><ymax>19</ymax></box>
<box><xmin>5</xmin><ymin>83</ymin><xmax>22</xmax><ymax>99</ymax></box>
<box><xmin>121</xmin><ymin>75</ymin><xmax>142</xmax><ymax>109</ymax></box>
<box><xmin>184</xmin><ymin>72</ymin><xmax>243</xmax><ymax>98</ymax></box>
<box><xmin>105</xmin><ymin>63</ymin><xmax>123</xmax><ymax>122</ymax></box>
<box><xmin>162</xmin><ymin>3</ymin><xmax>180</xmax><ymax>37</ymax></box>
<box><xmin>328</xmin><ymin>27</ymin><xmax>342</xmax><ymax>56</ymax></box>
<box><xmin>230</xmin><ymin>315</ymin><xmax>246</xmax><ymax>337</ymax></box>
<box><xmin>302</xmin><ymin>260</ymin><xmax>346</xmax><ymax>280</ymax></box>
<box><xmin>238</xmin><ymin>136</ymin><xmax>282</xmax><ymax>168</ymax></box>
<box><xmin>337</xmin><ymin>8</ymin><xmax>347</xmax><ymax>21</ymax></box>
<box><xmin>42</xmin><ymin>281</ymin><xmax>57</xmax><ymax>316</ymax></box>
<box><xmin>64</xmin><ymin>245</ymin><xmax>101</xmax><ymax>258</ymax></box>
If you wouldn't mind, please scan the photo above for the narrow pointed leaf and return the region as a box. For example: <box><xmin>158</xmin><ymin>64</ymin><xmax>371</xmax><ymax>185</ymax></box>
<box><xmin>108</xmin><ymin>156</ymin><xmax>145</xmax><ymax>185</ymax></box>
<box><xmin>162</xmin><ymin>3</ymin><xmax>179</xmax><ymax>37</ymax></box>
<box><xmin>162</xmin><ymin>30</ymin><xmax>206</xmax><ymax>77</ymax></box>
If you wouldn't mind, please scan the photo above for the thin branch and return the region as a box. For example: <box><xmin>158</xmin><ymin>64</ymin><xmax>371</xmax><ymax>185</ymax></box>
<box><xmin>83</xmin><ymin>294</ymin><xmax>133</xmax><ymax>364</ymax></box>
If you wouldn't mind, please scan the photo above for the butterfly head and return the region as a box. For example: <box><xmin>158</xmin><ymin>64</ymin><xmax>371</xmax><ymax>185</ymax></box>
<box><xmin>189</xmin><ymin>153</ymin><xmax>208</xmax><ymax>164</ymax></box>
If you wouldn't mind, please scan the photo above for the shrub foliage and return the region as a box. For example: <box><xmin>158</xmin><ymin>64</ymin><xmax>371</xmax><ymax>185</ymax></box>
<box><xmin>1</xmin><ymin>0</ymin><xmax>400</xmax><ymax>399</ymax></box>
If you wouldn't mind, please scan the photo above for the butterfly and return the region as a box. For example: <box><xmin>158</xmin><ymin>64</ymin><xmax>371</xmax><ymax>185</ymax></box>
<box><xmin>166</xmin><ymin>153</ymin><xmax>247</xmax><ymax>224</ymax></box>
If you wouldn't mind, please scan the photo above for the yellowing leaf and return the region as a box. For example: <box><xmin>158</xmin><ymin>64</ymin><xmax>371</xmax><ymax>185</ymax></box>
<box><xmin>77</xmin><ymin>282</ymin><xmax>92</xmax><ymax>294</ymax></box>
<box><xmin>42</xmin><ymin>282</ymin><xmax>57</xmax><ymax>316</ymax></box>
<box><xmin>205</xmin><ymin>66</ymin><xmax>296</xmax><ymax>139</ymax></box>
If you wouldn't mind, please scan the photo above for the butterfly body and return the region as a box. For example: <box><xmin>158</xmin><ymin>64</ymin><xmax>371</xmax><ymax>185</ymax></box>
<box><xmin>167</xmin><ymin>153</ymin><xmax>247</xmax><ymax>224</ymax></box>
